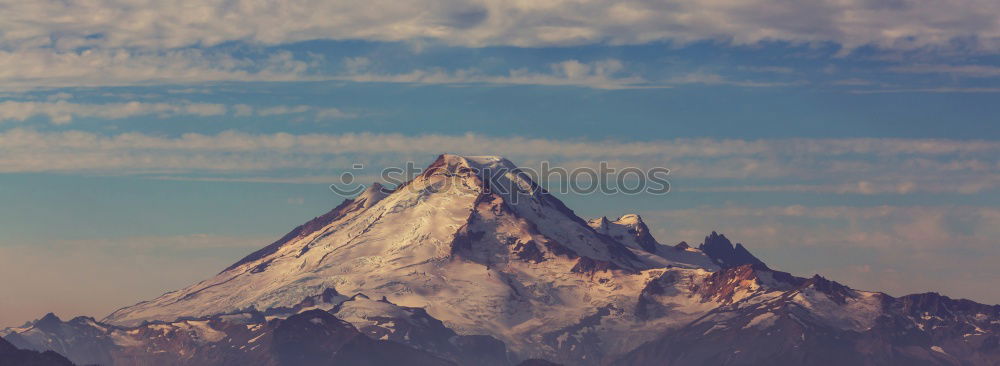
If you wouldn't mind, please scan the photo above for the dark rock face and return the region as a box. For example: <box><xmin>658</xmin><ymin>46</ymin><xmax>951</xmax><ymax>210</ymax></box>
<box><xmin>804</xmin><ymin>274</ymin><xmax>855</xmax><ymax>305</ymax></box>
<box><xmin>0</xmin><ymin>336</ymin><xmax>75</xmax><ymax>366</ymax></box>
<box><xmin>539</xmin><ymin>306</ymin><xmax>614</xmax><ymax>363</ymax></box>
<box><xmin>698</xmin><ymin>231</ymin><xmax>767</xmax><ymax>269</ymax></box>
<box><xmin>694</xmin><ymin>264</ymin><xmax>766</xmax><ymax>303</ymax></box>
<box><xmin>674</xmin><ymin>241</ymin><xmax>690</xmax><ymax>250</ymax></box>
<box><xmin>273</xmin><ymin>310</ymin><xmax>454</xmax><ymax>366</ymax></box>
<box><xmin>896</xmin><ymin>292</ymin><xmax>1000</xmax><ymax>320</ymax></box>
<box><xmin>626</xmin><ymin>217</ymin><xmax>660</xmax><ymax>253</ymax></box>
<box><xmin>272</xmin><ymin>310</ymin><xmax>362</xmax><ymax>366</ymax></box>
<box><xmin>513</xmin><ymin>240</ymin><xmax>546</xmax><ymax>263</ymax></box>
<box><xmin>330</xmin><ymin>295</ymin><xmax>510</xmax><ymax>366</ymax></box>
<box><xmin>570</xmin><ymin>256</ymin><xmax>622</xmax><ymax>274</ymax></box>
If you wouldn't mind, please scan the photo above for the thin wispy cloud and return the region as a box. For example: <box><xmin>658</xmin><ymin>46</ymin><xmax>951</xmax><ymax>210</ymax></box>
<box><xmin>890</xmin><ymin>64</ymin><xmax>1000</xmax><ymax>78</ymax></box>
<box><xmin>338</xmin><ymin>59</ymin><xmax>659</xmax><ymax>89</ymax></box>
<box><xmin>666</xmin><ymin>71</ymin><xmax>801</xmax><ymax>87</ymax></box>
<box><xmin>0</xmin><ymin>129</ymin><xmax>995</xmax><ymax>194</ymax></box>
<box><xmin>0</xmin><ymin>100</ymin><xmax>227</xmax><ymax>124</ymax></box>
<box><xmin>646</xmin><ymin>205</ymin><xmax>1000</xmax><ymax>250</ymax></box>
<box><xmin>0</xmin><ymin>49</ymin><xmax>322</xmax><ymax>91</ymax></box>
<box><xmin>0</xmin><ymin>101</ymin><xmax>357</xmax><ymax>124</ymax></box>
<box><xmin>3</xmin><ymin>129</ymin><xmax>996</xmax><ymax>159</ymax></box>
<box><xmin>850</xmin><ymin>87</ymin><xmax>1000</xmax><ymax>94</ymax></box>
<box><xmin>677</xmin><ymin>181</ymin><xmax>994</xmax><ymax>195</ymax></box>
<box><xmin>236</xmin><ymin>104</ymin><xmax>356</xmax><ymax>119</ymax></box>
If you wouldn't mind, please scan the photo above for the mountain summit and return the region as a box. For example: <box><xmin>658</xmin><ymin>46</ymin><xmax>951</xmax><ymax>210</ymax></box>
<box><xmin>6</xmin><ymin>154</ymin><xmax>998</xmax><ymax>365</ymax></box>
<box><xmin>97</xmin><ymin>154</ymin><xmax>731</xmax><ymax>362</ymax></box>
<box><xmin>104</xmin><ymin>154</ymin><xmax>655</xmax><ymax>326</ymax></box>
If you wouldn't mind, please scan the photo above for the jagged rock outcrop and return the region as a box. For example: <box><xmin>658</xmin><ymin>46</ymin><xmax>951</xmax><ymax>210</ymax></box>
<box><xmin>615</xmin><ymin>265</ymin><xmax>1000</xmax><ymax>366</ymax></box>
<box><xmin>4</xmin><ymin>304</ymin><xmax>482</xmax><ymax>366</ymax></box>
<box><xmin>273</xmin><ymin>310</ymin><xmax>453</xmax><ymax>366</ymax></box>
<box><xmin>331</xmin><ymin>294</ymin><xmax>510</xmax><ymax>366</ymax></box>
<box><xmin>674</xmin><ymin>241</ymin><xmax>690</xmax><ymax>250</ymax></box>
<box><xmin>699</xmin><ymin>231</ymin><xmax>767</xmax><ymax>269</ymax></box>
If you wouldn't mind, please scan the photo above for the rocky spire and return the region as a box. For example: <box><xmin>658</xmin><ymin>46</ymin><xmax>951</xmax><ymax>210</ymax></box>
<box><xmin>698</xmin><ymin>231</ymin><xmax>766</xmax><ymax>269</ymax></box>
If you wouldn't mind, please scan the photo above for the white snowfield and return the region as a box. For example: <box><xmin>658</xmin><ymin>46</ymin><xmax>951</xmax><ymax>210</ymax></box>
<box><xmin>98</xmin><ymin>154</ymin><xmax>887</xmax><ymax>362</ymax></box>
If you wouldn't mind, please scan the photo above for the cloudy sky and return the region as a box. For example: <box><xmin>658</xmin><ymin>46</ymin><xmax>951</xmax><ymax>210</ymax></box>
<box><xmin>0</xmin><ymin>0</ymin><xmax>998</xmax><ymax>327</ymax></box>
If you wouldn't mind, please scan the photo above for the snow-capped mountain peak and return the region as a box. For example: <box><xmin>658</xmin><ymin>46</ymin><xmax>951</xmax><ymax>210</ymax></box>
<box><xmin>37</xmin><ymin>154</ymin><xmax>989</xmax><ymax>365</ymax></box>
<box><xmin>104</xmin><ymin>155</ymin><xmax>645</xmax><ymax>328</ymax></box>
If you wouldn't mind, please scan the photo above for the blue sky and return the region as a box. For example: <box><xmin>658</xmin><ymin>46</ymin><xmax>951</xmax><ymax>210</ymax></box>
<box><xmin>0</xmin><ymin>0</ymin><xmax>998</xmax><ymax>327</ymax></box>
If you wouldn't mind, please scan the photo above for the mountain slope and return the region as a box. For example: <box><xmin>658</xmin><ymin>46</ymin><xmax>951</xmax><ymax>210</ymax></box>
<box><xmin>101</xmin><ymin>154</ymin><xmax>724</xmax><ymax>363</ymax></box>
<box><xmin>7</xmin><ymin>154</ymin><xmax>997</xmax><ymax>366</ymax></box>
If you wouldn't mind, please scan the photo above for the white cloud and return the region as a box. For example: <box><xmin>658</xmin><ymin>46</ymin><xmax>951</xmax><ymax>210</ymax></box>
<box><xmin>0</xmin><ymin>0</ymin><xmax>995</xmax><ymax>90</ymax></box>
<box><xmin>2</xmin><ymin>0</ymin><xmax>998</xmax><ymax>51</ymax></box>
<box><xmin>257</xmin><ymin>105</ymin><xmax>312</xmax><ymax>116</ymax></box>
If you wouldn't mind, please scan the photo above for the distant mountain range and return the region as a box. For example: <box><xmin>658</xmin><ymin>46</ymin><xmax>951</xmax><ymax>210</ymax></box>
<box><xmin>4</xmin><ymin>155</ymin><xmax>998</xmax><ymax>365</ymax></box>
